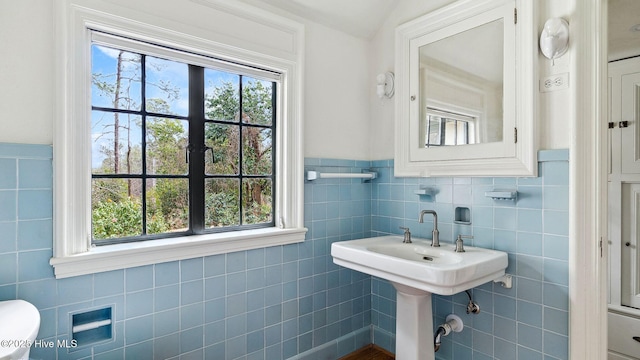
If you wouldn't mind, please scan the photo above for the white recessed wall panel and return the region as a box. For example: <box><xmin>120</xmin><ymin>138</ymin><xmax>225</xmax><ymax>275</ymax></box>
<box><xmin>303</xmin><ymin>22</ymin><xmax>370</xmax><ymax>159</ymax></box>
<box><xmin>0</xmin><ymin>0</ymin><xmax>54</xmax><ymax>145</ymax></box>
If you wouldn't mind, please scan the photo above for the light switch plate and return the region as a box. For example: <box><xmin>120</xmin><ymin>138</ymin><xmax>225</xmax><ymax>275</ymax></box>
<box><xmin>539</xmin><ymin>73</ymin><xmax>569</xmax><ymax>92</ymax></box>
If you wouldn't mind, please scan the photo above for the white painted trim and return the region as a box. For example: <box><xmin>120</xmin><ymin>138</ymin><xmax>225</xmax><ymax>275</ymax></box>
<box><xmin>393</xmin><ymin>156</ymin><xmax>539</xmax><ymax>177</ymax></box>
<box><xmin>408</xmin><ymin>5</ymin><xmax>515</xmax><ymax>163</ymax></box>
<box><xmin>608</xmin><ymin>351</ymin><xmax>637</xmax><ymax>360</ymax></box>
<box><xmin>50</xmin><ymin>228</ymin><xmax>307</xmax><ymax>278</ymax></box>
<box><xmin>609</xmin><ymin>304</ymin><xmax>640</xmax><ymax>319</ymax></box>
<box><xmin>570</xmin><ymin>0</ymin><xmax>608</xmax><ymax>358</ymax></box>
<box><xmin>188</xmin><ymin>0</ymin><xmax>305</xmax><ymax>56</ymax></box>
<box><xmin>53</xmin><ymin>0</ymin><xmax>305</xmax><ymax>278</ymax></box>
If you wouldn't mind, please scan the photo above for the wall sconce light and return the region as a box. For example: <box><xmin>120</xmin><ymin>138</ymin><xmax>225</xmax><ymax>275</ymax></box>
<box><xmin>376</xmin><ymin>71</ymin><xmax>395</xmax><ymax>99</ymax></box>
<box><xmin>539</xmin><ymin>18</ymin><xmax>569</xmax><ymax>63</ymax></box>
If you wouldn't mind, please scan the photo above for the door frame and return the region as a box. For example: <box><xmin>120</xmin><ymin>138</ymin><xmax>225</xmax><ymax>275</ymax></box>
<box><xmin>570</xmin><ymin>0</ymin><xmax>608</xmax><ymax>358</ymax></box>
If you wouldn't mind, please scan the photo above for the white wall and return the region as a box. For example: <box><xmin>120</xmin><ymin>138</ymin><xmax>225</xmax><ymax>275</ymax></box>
<box><xmin>0</xmin><ymin>0</ymin><xmax>54</xmax><ymax>145</ymax></box>
<box><xmin>537</xmin><ymin>0</ymin><xmax>574</xmax><ymax>151</ymax></box>
<box><xmin>303</xmin><ymin>22</ymin><xmax>371</xmax><ymax>160</ymax></box>
<box><xmin>0</xmin><ymin>0</ymin><xmax>372</xmax><ymax>160</ymax></box>
<box><xmin>368</xmin><ymin>0</ymin><xmax>457</xmax><ymax>160</ymax></box>
<box><xmin>368</xmin><ymin>0</ymin><xmax>575</xmax><ymax>160</ymax></box>
<box><xmin>0</xmin><ymin>0</ymin><xmax>575</xmax><ymax>159</ymax></box>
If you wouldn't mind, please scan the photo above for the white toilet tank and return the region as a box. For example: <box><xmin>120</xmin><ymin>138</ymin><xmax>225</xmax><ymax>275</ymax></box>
<box><xmin>0</xmin><ymin>300</ymin><xmax>40</xmax><ymax>360</ymax></box>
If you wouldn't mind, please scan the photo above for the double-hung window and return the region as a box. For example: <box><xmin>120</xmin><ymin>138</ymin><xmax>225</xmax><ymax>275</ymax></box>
<box><xmin>52</xmin><ymin>5</ymin><xmax>305</xmax><ymax>278</ymax></box>
<box><xmin>424</xmin><ymin>107</ymin><xmax>477</xmax><ymax>146</ymax></box>
<box><xmin>91</xmin><ymin>32</ymin><xmax>276</xmax><ymax>244</ymax></box>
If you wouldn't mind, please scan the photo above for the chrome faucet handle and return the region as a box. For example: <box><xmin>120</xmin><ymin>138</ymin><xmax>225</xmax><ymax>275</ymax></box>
<box><xmin>399</xmin><ymin>227</ymin><xmax>412</xmax><ymax>243</ymax></box>
<box><xmin>455</xmin><ymin>235</ymin><xmax>473</xmax><ymax>253</ymax></box>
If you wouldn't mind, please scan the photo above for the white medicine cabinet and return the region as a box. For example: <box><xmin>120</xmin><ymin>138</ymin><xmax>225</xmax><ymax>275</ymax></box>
<box><xmin>394</xmin><ymin>0</ymin><xmax>537</xmax><ymax>177</ymax></box>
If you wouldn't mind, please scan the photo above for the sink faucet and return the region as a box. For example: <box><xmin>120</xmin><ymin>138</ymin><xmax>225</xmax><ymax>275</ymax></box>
<box><xmin>419</xmin><ymin>210</ymin><xmax>440</xmax><ymax>247</ymax></box>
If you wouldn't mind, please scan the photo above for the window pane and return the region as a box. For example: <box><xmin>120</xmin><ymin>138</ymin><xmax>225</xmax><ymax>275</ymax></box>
<box><xmin>87</xmin><ymin>34</ymin><xmax>284</xmax><ymax>247</ymax></box>
<box><xmin>242</xmin><ymin>179</ymin><xmax>272</xmax><ymax>225</ymax></box>
<box><xmin>468</xmin><ymin>121</ymin><xmax>476</xmax><ymax>144</ymax></box>
<box><xmin>204</xmin><ymin>69</ymin><xmax>239</xmax><ymax>122</ymax></box>
<box><xmin>91</xmin><ymin>44</ymin><xmax>142</xmax><ymax>111</ymax></box>
<box><xmin>91</xmin><ymin>111</ymin><xmax>142</xmax><ymax>174</ymax></box>
<box><xmin>242</xmin><ymin>128</ymin><xmax>272</xmax><ymax>175</ymax></box>
<box><xmin>145</xmin><ymin>56</ymin><xmax>188</xmax><ymax>117</ymax></box>
<box><xmin>444</xmin><ymin>119</ymin><xmax>457</xmax><ymax>146</ymax></box>
<box><xmin>242</xmin><ymin>77</ymin><xmax>274</xmax><ymax>126</ymax></box>
<box><xmin>205</xmin><ymin>179</ymin><xmax>240</xmax><ymax>228</ymax></box>
<box><xmin>92</xmin><ymin>178</ymin><xmax>143</xmax><ymax>240</ymax></box>
<box><xmin>457</xmin><ymin>121</ymin><xmax>467</xmax><ymax>145</ymax></box>
<box><xmin>146</xmin><ymin>178</ymin><xmax>189</xmax><ymax>234</ymax></box>
<box><xmin>427</xmin><ymin>116</ymin><xmax>442</xmax><ymax>146</ymax></box>
<box><xmin>205</xmin><ymin>123</ymin><xmax>239</xmax><ymax>175</ymax></box>
<box><xmin>146</xmin><ymin>117</ymin><xmax>189</xmax><ymax>175</ymax></box>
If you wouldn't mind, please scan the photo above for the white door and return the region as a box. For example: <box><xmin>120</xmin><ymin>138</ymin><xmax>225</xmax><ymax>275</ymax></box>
<box><xmin>622</xmin><ymin>183</ymin><xmax>640</xmax><ymax>309</ymax></box>
<box><xmin>622</xmin><ymin>72</ymin><xmax>640</xmax><ymax>174</ymax></box>
<box><xmin>609</xmin><ymin>58</ymin><xmax>640</xmax><ymax>311</ymax></box>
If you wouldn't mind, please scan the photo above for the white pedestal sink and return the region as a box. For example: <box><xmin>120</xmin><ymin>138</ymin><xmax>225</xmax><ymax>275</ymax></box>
<box><xmin>331</xmin><ymin>235</ymin><xmax>508</xmax><ymax>360</ymax></box>
<box><xmin>393</xmin><ymin>282</ymin><xmax>434</xmax><ymax>360</ymax></box>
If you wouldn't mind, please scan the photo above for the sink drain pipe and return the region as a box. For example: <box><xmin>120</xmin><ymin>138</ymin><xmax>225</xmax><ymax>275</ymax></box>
<box><xmin>434</xmin><ymin>314</ymin><xmax>464</xmax><ymax>352</ymax></box>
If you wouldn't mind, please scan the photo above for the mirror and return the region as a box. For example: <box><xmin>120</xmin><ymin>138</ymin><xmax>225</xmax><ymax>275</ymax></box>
<box><xmin>419</xmin><ymin>19</ymin><xmax>504</xmax><ymax>147</ymax></box>
<box><xmin>394</xmin><ymin>0</ymin><xmax>537</xmax><ymax>177</ymax></box>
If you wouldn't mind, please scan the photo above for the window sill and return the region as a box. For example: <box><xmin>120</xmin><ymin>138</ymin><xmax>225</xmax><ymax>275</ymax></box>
<box><xmin>50</xmin><ymin>227</ymin><xmax>307</xmax><ymax>279</ymax></box>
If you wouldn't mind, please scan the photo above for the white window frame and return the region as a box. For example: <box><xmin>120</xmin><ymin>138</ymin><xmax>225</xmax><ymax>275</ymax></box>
<box><xmin>424</xmin><ymin>107</ymin><xmax>479</xmax><ymax>146</ymax></box>
<box><xmin>52</xmin><ymin>1</ymin><xmax>306</xmax><ymax>278</ymax></box>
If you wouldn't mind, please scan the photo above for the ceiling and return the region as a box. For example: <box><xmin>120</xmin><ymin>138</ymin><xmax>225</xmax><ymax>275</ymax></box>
<box><xmin>609</xmin><ymin>0</ymin><xmax>640</xmax><ymax>61</ymax></box>
<box><xmin>238</xmin><ymin>0</ymin><xmax>640</xmax><ymax>60</ymax></box>
<box><xmin>236</xmin><ymin>0</ymin><xmax>399</xmax><ymax>39</ymax></box>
